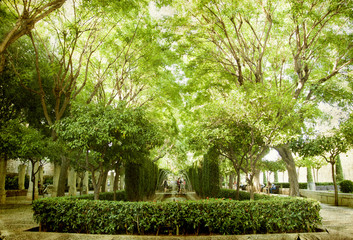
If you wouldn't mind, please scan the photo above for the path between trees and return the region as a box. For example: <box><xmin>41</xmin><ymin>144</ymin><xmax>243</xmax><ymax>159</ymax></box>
<box><xmin>1</xmin><ymin>197</ymin><xmax>353</xmax><ymax>240</ymax></box>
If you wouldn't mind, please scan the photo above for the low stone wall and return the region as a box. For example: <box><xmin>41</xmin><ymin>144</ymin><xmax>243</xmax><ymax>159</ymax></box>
<box><xmin>300</xmin><ymin>189</ymin><xmax>353</xmax><ymax>207</ymax></box>
<box><xmin>6</xmin><ymin>189</ymin><xmax>27</xmax><ymax>197</ymax></box>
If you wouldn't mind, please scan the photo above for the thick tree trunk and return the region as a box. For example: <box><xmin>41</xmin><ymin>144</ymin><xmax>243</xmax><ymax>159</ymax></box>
<box><xmin>253</xmin><ymin>168</ymin><xmax>261</xmax><ymax>193</ymax></box>
<box><xmin>57</xmin><ymin>156</ymin><xmax>69</xmax><ymax>197</ymax></box>
<box><xmin>92</xmin><ymin>170</ymin><xmax>105</xmax><ymax>200</ymax></box>
<box><xmin>101</xmin><ymin>171</ymin><xmax>108</xmax><ymax>193</ymax></box>
<box><xmin>236</xmin><ymin>170</ymin><xmax>240</xmax><ymax>200</ymax></box>
<box><xmin>0</xmin><ymin>156</ymin><xmax>7</xmax><ymax>204</ymax></box>
<box><xmin>331</xmin><ymin>162</ymin><xmax>338</xmax><ymax>206</ymax></box>
<box><xmin>275</xmin><ymin>145</ymin><xmax>300</xmax><ymax>196</ymax></box>
<box><xmin>228</xmin><ymin>173</ymin><xmax>234</xmax><ymax>189</ymax></box>
<box><xmin>113</xmin><ymin>165</ymin><xmax>119</xmax><ymax>201</ymax></box>
<box><xmin>52</xmin><ymin>163</ymin><xmax>61</xmax><ymax>197</ymax></box>
<box><xmin>247</xmin><ymin>177</ymin><xmax>255</xmax><ymax>201</ymax></box>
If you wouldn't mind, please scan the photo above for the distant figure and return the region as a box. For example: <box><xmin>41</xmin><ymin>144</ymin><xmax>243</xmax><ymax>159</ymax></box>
<box><xmin>162</xmin><ymin>179</ymin><xmax>168</xmax><ymax>192</ymax></box>
<box><xmin>270</xmin><ymin>183</ymin><xmax>276</xmax><ymax>193</ymax></box>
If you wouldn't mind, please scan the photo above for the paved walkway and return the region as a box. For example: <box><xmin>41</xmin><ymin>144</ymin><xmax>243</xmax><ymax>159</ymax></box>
<box><xmin>1</xmin><ymin>197</ymin><xmax>353</xmax><ymax>240</ymax></box>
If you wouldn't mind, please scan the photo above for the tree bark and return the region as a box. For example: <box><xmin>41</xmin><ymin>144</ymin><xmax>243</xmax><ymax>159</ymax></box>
<box><xmin>0</xmin><ymin>0</ymin><xmax>67</xmax><ymax>73</ymax></box>
<box><xmin>57</xmin><ymin>156</ymin><xmax>69</xmax><ymax>197</ymax></box>
<box><xmin>331</xmin><ymin>162</ymin><xmax>338</xmax><ymax>206</ymax></box>
<box><xmin>0</xmin><ymin>156</ymin><xmax>7</xmax><ymax>204</ymax></box>
<box><xmin>113</xmin><ymin>164</ymin><xmax>120</xmax><ymax>200</ymax></box>
<box><xmin>236</xmin><ymin>170</ymin><xmax>240</xmax><ymax>200</ymax></box>
<box><xmin>253</xmin><ymin>168</ymin><xmax>261</xmax><ymax>193</ymax></box>
<box><xmin>228</xmin><ymin>173</ymin><xmax>234</xmax><ymax>189</ymax></box>
<box><xmin>101</xmin><ymin>170</ymin><xmax>108</xmax><ymax>193</ymax></box>
<box><xmin>275</xmin><ymin>145</ymin><xmax>300</xmax><ymax>196</ymax></box>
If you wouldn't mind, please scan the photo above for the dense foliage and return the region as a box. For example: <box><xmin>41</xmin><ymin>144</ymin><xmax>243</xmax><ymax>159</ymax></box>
<box><xmin>187</xmin><ymin>148</ymin><xmax>220</xmax><ymax>198</ymax></box>
<box><xmin>125</xmin><ymin>158</ymin><xmax>159</xmax><ymax>201</ymax></box>
<box><xmin>216</xmin><ymin>189</ymin><xmax>272</xmax><ymax>201</ymax></box>
<box><xmin>339</xmin><ymin>180</ymin><xmax>353</xmax><ymax>193</ymax></box>
<box><xmin>68</xmin><ymin>190</ymin><xmax>127</xmax><ymax>201</ymax></box>
<box><xmin>33</xmin><ymin>197</ymin><xmax>321</xmax><ymax>235</ymax></box>
<box><xmin>5</xmin><ymin>174</ymin><xmax>29</xmax><ymax>190</ymax></box>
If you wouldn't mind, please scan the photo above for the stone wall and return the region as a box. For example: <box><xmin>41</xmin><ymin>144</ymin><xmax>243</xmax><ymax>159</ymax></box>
<box><xmin>300</xmin><ymin>189</ymin><xmax>353</xmax><ymax>208</ymax></box>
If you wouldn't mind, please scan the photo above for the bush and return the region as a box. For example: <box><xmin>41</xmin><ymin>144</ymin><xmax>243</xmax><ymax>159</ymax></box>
<box><xmin>274</xmin><ymin>182</ymin><xmax>334</xmax><ymax>189</ymax></box>
<box><xmin>5</xmin><ymin>174</ymin><xmax>19</xmax><ymax>190</ymax></box>
<box><xmin>216</xmin><ymin>189</ymin><xmax>271</xmax><ymax>201</ymax></box>
<box><xmin>33</xmin><ymin>197</ymin><xmax>321</xmax><ymax>235</ymax></box>
<box><xmin>69</xmin><ymin>190</ymin><xmax>127</xmax><ymax>201</ymax></box>
<box><xmin>339</xmin><ymin>180</ymin><xmax>353</xmax><ymax>193</ymax></box>
<box><xmin>5</xmin><ymin>174</ymin><xmax>29</xmax><ymax>190</ymax></box>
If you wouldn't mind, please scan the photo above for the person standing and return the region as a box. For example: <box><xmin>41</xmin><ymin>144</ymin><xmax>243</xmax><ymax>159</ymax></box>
<box><xmin>162</xmin><ymin>179</ymin><xmax>168</xmax><ymax>192</ymax></box>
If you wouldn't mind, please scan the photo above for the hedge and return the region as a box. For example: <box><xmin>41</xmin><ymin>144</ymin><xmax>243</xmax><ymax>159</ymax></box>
<box><xmin>5</xmin><ymin>174</ymin><xmax>29</xmax><ymax>190</ymax></box>
<box><xmin>33</xmin><ymin>197</ymin><xmax>321</xmax><ymax>235</ymax></box>
<box><xmin>339</xmin><ymin>180</ymin><xmax>353</xmax><ymax>193</ymax></box>
<box><xmin>216</xmin><ymin>189</ymin><xmax>272</xmax><ymax>201</ymax></box>
<box><xmin>186</xmin><ymin>147</ymin><xmax>220</xmax><ymax>198</ymax></box>
<box><xmin>68</xmin><ymin>190</ymin><xmax>127</xmax><ymax>201</ymax></box>
<box><xmin>274</xmin><ymin>182</ymin><xmax>335</xmax><ymax>189</ymax></box>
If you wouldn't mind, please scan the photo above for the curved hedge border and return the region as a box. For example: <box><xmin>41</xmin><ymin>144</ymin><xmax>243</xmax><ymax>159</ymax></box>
<box><xmin>33</xmin><ymin>197</ymin><xmax>321</xmax><ymax>235</ymax></box>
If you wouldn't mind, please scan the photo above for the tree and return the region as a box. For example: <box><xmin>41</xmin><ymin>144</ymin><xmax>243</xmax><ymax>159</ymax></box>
<box><xmin>171</xmin><ymin>0</ymin><xmax>353</xmax><ymax>197</ymax></box>
<box><xmin>57</xmin><ymin>102</ymin><xmax>162</xmax><ymax>200</ymax></box>
<box><xmin>0</xmin><ymin>0</ymin><xmax>67</xmax><ymax>72</ymax></box>
<box><xmin>291</xmin><ymin>132</ymin><xmax>350</xmax><ymax>206</ymax></box>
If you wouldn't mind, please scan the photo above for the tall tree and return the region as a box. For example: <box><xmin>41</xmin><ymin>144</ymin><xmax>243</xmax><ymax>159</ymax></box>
<box><xmin>171</xmin><ymin>0</ymin><xmax>353</xmax><ymax>196</ymax></box>
<box><xmin>0</xmin><ymin>0</ymin><xmax>67</xmax><ymax>72</ymax></box>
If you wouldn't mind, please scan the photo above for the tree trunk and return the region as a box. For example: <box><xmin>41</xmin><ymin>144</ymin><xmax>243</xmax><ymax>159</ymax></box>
<box><xmin>57</xmin><ymin>156</ymin><xmax>69</xmax><ymax>197</ymax></box>
<box><xmin>101</xmin><ymin>170</ymin><xmax>108</xmax><ymax>193</ymax></box>
<box><xmin>113</xmin><ymin>165</ymin><xmax>119</xmax><ymax>201</ymax></box>
<box><xmin>52</xmin><ymin>163</ymin><xmax>61</xmax><ymax>197</ymax></box>
<box><xmin>228</xmin><ymin>173</ymin><xmax>234</xmax><ymax>189</ymax></box>
<box><xmin>0</xmin><ymin>156</ymin><xmax>7</xmax><ymax>204</ymax></box>
<box><xmin>248</xmin><ymin>177</ymin><xmax>255</xmax><ymax>201</ymax></box>
<box><xmin>91</xmin><ymin>169</ymin><xmax>105</xmax><ymax>200</ymax></box>
<box><xmin>331</xmin><ymin>162</ymin><xmax>338</xmax><ymax>206</ymax></box>
<box><xmin>253</xmin><ymin>168</ymin><xmax>261</xmax><ymax>193</ymax></box>
<box><xmin>236</xmin><ymin>170</ymin><xmax>240</xmax><ymax>200</ymax></box>
<box><xmin>275</xmin><ymin>145</ymin><xmax>300</xmax><ymax>196</ymax></box>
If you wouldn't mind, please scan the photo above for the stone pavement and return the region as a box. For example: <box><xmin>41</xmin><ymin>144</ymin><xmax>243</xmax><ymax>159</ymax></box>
<box><xmin>1</xmin><ymin>197</ymin><xmax>353</xmax><ymax>240</ymax></box>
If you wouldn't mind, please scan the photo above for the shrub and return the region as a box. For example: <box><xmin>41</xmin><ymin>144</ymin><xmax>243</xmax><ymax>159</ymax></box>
<box><xmin>5</xmin><ymin>174</ymin><xmax>19</xmax><ymax>190</ymax></box>
<box><xmin>274</xmin><ymin>182</ymin><xmax>334</xmax><ymax>189</ymax></box>
<box><xmin>33</xmin><ymin>197</ymin><xmax>321</xmax><ymax>235</ymax></box>
<box><xmin>216</xmin><ymin>189</ymin><xmax>271</xmax><ymax>200</ymax></box>
<box><xmin>339</xmin><ymin>180</ymin><xmax>353</xmax><ymax>193</ymax></box>
<box><xmin>5</xmin><ymin>174</ymin><xmax>29</xmax><ymax>190</ymax></box>
<box><xmin>69</xmin><ymin>190</ymin><xmax>127</xmax><ymax>201</ymax></box>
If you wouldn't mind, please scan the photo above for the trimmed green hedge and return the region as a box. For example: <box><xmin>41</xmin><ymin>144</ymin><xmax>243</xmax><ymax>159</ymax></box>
<box><xmin>216</xmin><ymin>189</ymin><xmax>272</xmax><ymax>201</ymax></box>
<box><xmin>274</xmin><ymin>182</ymin><xmax>334</xmax><ymax>189</ymax></box>
<box><xmin>33</xmin><ymin>197</ymin><xmax>321</xmax><ymax>235</ymax></box>
<box><xmin>68</xmin><ymin>190</ymin><xmax>127</xmax><ymax>201</ymax></box>
<box><xmin>339</xmin><ymin>180</ymin><xmax>353</xmax><ymax>193</ymax></box>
